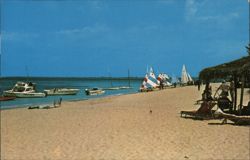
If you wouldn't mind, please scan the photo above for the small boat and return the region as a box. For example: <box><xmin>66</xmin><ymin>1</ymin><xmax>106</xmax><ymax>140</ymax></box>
<box><xmin>139</xmin><ymin>67</ymin><xmax>159</xmax><ymax>92</ymax></box>
<box><xmin>0</xmin><ymin>96</ymin><xmax>16</xmax><ymax>101</ymax></box>
<box><xmin>44</xmin><ymin>88</ymin><xmax>79</xmax><ymax>95</ymax></box>
<box><xmin>103</xmin><ymin>87</ymin><xmax>120</xmax><ymax>90</ymax></box>
<box><xmin>85</xmin><ymin>88</ymin><xmax>105</xmax><ymax>96</ymax></box>
<box><xmin>118</xmin><ymin>86</ymin><xmax>132</xmax><ymax>89</ymax></box>
<box><xmin>3</xmin><ymin>81</ymin><xmax>46</xmax><ymax>98</ymax></box>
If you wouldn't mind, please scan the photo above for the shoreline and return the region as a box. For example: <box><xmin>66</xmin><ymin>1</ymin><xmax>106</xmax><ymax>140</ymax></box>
<box><xmin>0</xmin><ymin>85</ymin><xmax>179</xmax><ymax>110</ymax></box>
<box><xmin>0</xmin><ymin>91</ymin><xmax>136</xmax><ymax>110</ymax></box>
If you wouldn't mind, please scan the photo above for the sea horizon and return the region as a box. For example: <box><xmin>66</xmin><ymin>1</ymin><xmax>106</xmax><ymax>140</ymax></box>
<box><xmin>0</xmin><ymin>76</ymin><xmax>144</xmax><ymax>80</ymax></box>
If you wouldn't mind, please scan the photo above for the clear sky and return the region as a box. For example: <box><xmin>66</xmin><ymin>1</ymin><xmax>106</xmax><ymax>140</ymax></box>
<box><xmin>1</xmin><ymin>0</ymin><xmax>249</xmax><ymax>77</ymax></box>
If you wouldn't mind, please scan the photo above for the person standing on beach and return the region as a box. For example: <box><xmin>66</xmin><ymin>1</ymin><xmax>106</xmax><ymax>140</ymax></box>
<box><xmin>197</xmin><ymin>80</ymin><xmax>201</xmax><ymax>91</ymax></box>
<box><xmin>160</xmin><ymin>79</ymin><xmax>164</xmax><ymax>90</ymax></box>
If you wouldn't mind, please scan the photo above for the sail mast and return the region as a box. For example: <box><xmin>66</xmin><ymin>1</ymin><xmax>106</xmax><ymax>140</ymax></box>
<box><xmin>128</xmin><ymin>69</ymin><xmax>131</xmax><ymax>87</ymax></box>
<box><xmin>25</xmin><ymin>66</ymin><xmax>30</xmax><ymax>82</ymax></box>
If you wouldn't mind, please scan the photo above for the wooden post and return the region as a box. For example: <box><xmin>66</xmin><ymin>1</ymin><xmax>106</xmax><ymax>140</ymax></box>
<box><xmin>233</xmin><ymin>75</ymin><xmax>237</xmax><ymax>111</ymax></box>
<box><xmin>239</xmin><ymin>74</ymin><xmax>245</xmax><ymax>115</ymax></box>
<box><xmin>205</xmin><ymin>80</ymin><xmax>209</xmax><ymax>91</ymax></box>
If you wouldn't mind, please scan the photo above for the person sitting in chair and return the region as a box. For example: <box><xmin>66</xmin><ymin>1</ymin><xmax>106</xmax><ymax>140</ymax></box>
<box><xmin>201</xmin><ymin>84</ymin><xmax>213</xmax><ymax>101</ymax></box>
<box><xmin>215</xmin><ymin>80</ymin><xmax>230</xmax><ymax>98</ymax></box>
<box><xmin>215</xmin><ymin>80</ymin><xmax>232</xmax><ymax>111</ymax></box>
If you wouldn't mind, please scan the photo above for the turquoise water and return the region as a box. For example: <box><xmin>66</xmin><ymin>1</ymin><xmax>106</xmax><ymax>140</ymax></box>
<box><xmin>0</xmin><ymin>77</ymin><xmax>142</xmax><ymax>109</ymax></box>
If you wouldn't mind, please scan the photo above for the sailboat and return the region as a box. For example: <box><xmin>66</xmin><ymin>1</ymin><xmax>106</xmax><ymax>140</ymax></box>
<box><xmin>157</xmin><ymin>73</ymin><xmax>172</xmax><ymax>87</ymax></box>
<box><xmin>181</xmin><ymin>65</ymin><xmax>193</xmax><ymax>85</ymax></box>
<box><xmin>140</xmin><ymin>67</ymin><xmax>159</xmax><ymax>92</ymax></box>
<box><xmin>104</xmin><ymin>69</ymin><xmax>132</xmax><ymax>90</ymax></box>
<box><xmin>118</xmin><ymin>69</ymin><xmax>132</xmax><ymax>89</ymax></box>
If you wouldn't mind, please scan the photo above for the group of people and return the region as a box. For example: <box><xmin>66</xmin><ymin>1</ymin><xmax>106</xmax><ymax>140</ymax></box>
<box><xmin>201</xmin><ymin>80</ymin><xmax>235</xmax><ymax>111</ymax></box>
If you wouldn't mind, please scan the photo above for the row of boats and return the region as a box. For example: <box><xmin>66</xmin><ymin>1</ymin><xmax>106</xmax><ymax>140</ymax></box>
<box><xmin>1</xmin><ymin>81</ymin><xmax>132</xmax><ymax>101</ymax></box>
<box><xmin>2</xmin><ymin>81</ymin><xmax>80</xmax><ymax>99</ymax></box>
<box><xmin>139</xmin><ymin>65</ymin><xmax>193</xmax><ymax>92</ymax></box>
<box><xmin>1</xmin><ymin>64</ymin><xmax>192</xmax><ymax>100</ymax></box>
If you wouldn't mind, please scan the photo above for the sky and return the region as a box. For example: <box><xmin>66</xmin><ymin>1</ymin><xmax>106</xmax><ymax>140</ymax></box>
<box><xmin>1</xmin><ymin>0</ymin><xmax>249</xmax><ymax>77</ymax></box>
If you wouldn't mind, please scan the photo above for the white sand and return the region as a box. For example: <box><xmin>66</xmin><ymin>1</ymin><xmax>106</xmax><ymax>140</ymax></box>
<box><xmin>1</xmin><ymin>84</ymin><xmax>250</xmax><ymax>160</ymax></box>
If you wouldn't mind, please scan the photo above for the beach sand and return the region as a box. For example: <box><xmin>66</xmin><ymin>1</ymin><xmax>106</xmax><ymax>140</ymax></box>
<box><xmin>1</xmin><ymin>84</ymin><xmax>250</xmax><ymax>160</ymax></box>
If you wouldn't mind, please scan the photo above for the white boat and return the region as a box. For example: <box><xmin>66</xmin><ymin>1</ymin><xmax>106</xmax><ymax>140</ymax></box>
<box><xmin>3</xmin><ymin>81</ymin><xmax>46</xmax><ymax>98</ymax></box>
<box><xmin>103</xmin><ymin>87</ymin><xmax>120</xmax><ymax>90</ymax></box>
<box><xmin>157</xmin><ymin>73</ymin><xmax>172</xmax><ymax>87</ymax></box>
<box><xmin>85</xmin><ymin>88</ymin><xmax>105</xmax><ymax>96</ymax></box>
<box><xmin>44</xmin><ymin>88</ymin><xmax>79</xmax><ymax>95</ymax></box>
<box><xmin>139</xmin><ymin>67</ymin><xmax>159</xmax><ymax>92</ymax></box>
<box><xmin>118</xmin><ymin>86</ymin><xmax>132</xmax><ymax>89</ymax></box>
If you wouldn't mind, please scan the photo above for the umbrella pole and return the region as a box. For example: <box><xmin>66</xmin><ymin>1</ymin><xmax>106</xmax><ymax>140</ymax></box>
<box><xmin>239</xmin><ymin>74</ymin><xmax>245</xmax><ymax>115</ymax></box>
<box><xmin>233</xmin><ymin>75</ymin><xmax>237</xmax><ymax>112</ymax></box>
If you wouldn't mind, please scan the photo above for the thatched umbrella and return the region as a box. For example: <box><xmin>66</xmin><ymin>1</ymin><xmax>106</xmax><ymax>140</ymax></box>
<box><xmin>199</xmin><ymin>56</ymin><xmax>250</xmax><ymax>81</ymax></box>
<box><xmin>199</xmin><ymin>55</ymin><xmax>250</xmax><ymax>114</ymax></box>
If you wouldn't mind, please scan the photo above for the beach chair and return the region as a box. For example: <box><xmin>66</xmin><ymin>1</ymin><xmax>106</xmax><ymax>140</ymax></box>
<box><xmin>180</xmin><ymin>101</ymin><xmax>217</xmax><ymax>120</ymax></box>
<box><xmin>217</xmin><ymin>97</ymin><xmax>232</xmax><ymax>111</ymax></box>
<box><xmin>214</xmin><ymin>108</ymin><xmax>250</xmax><ymax>125</ymax></box>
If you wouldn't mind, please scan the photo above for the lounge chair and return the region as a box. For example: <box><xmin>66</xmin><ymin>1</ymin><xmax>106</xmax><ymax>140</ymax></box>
<box><xmin>180</xmin><ymin>101</ymin><xmax>217</xmax><ymax>120</ymax></box>
<box><xmin>214</xmin><ymin>108</ymin><xmax>250</xmax><ymax>125</ymax></box>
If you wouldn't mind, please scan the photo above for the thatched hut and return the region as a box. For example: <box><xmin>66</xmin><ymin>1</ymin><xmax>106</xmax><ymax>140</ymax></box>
<box><xmin>199</xmin><ymin>56</ymin><xmax>250</xmax><ymax>114</ymax></box>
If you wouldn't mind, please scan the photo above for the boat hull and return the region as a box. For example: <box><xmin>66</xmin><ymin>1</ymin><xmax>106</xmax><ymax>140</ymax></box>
<box><xmin>3</xmin><ymin>91</ymin><xmax>46</xmax><ymax>98</ymax></box>
<box><xmin>85</xmin><ymin>89</ymin><xmax>105</xmax><ymax>96</ymax></box>
<box><xmin>44</xmin><ymin>89</ymin><xmax>79</xmax><ymax>95</ymax></box>
<box><xmin>0</xmin><ymin>96</ymin><xmax>16</xmax><ymax>101</ymax></box>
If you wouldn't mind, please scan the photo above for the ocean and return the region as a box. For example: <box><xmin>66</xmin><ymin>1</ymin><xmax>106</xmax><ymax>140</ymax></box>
<box><xmin>0</xmin><ymin>77</ymin><xmax>142</xmax><ymax>110</ymax></box>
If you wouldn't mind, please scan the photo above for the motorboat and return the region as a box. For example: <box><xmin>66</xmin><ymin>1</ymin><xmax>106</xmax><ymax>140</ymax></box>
<box><xmin>3</xmin><ymin>81</ymin><xmax>46</xmax><ymax>98</ymax></box>
<box><xmin>44</xmin><ymin>88</ymin><xmax>79</xmax><ymax>96</ymax></box>
<box><xmin>85</xmin><ymin>88</ymin><xmax>105</xmax><ymax>96</ymax></box>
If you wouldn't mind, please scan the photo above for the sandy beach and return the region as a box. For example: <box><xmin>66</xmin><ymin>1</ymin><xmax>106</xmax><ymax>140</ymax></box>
<box><xmin>1</xmin><ymin>84</ymin><xmax>250</xmax><ymax>160</ymax></box>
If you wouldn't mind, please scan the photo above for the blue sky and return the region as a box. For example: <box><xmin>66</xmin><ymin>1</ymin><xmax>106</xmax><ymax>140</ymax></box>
<box><xmin>1</xmin><ymin>0</ymin><xmax>249</xmax><ymax>77</ymax></box>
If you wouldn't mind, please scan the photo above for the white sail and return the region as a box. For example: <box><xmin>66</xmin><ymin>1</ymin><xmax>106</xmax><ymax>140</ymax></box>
<box><xmin>181</xmin><ymin>65</ymin><xmax>189</xmax><ymax>84</ymax></box>
<box><xmin>181</xmin><ymin>64</ymin><xmax>193</xmax><ymax>84</ymax></box>
<box><xmin>187</xmin><ymin>73</ymin><xmax>193</xmax><ymax>82</ymax></box>
<box><xmin>140</xmin><ymin>67</ymin><xmax>159</xmax><ymax>90</ymax></box>
<box><xmin>148</xmin><ymin>67</ymin><xmax>158</xmax><ymax>87</ymax></box>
